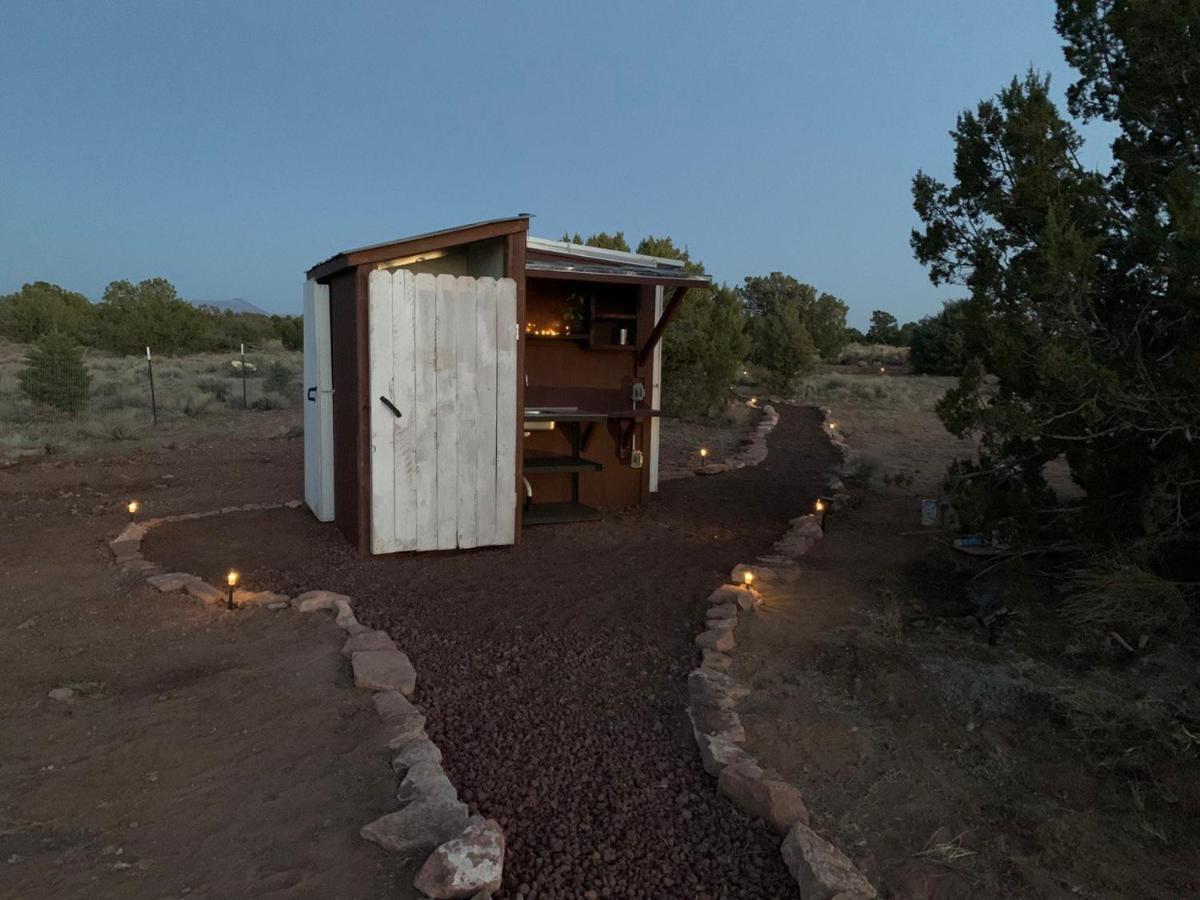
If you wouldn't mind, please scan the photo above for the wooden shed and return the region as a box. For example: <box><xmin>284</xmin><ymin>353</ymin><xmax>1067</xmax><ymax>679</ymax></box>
<box><xmin>303</xmin><ymin>216</ymin><xmax>710</xmax><ymax>555</ymax></box>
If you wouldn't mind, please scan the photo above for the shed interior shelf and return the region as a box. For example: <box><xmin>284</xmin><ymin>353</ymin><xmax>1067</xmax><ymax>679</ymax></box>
<box><xmin>523</xmin><ymin>501</ymin><xmax>603</xmax><ymax>525</ymax></box>
<box><xmin>522</xmin><ymin>452</ymin><xmax>604</xmax><ymax>474</ymax></box>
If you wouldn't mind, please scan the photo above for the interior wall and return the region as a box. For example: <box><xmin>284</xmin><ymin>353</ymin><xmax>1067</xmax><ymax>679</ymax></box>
<box><xmin>327</xmin><ymin>268</ymin><xmax>361</xmax><ymax>548</ymax></box>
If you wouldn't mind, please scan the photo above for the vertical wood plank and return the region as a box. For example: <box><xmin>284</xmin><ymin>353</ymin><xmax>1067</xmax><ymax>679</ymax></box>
<box><xmin>494</xmin><ymin>277</ymin><xmax>518</xmax><ymax>544</ymax></box>
<box><xmin>473</xmin><ymin>277</ymin><xmax>498</xmax><ymax>547</ymax></box>
<box><xmin>392</xmin><ymin>270</ymin><xmax>419</xmax><ymax>551</ymax></box>
<box><xmin>413</xmin><ymin>273</ymin><xmax>439</xmax><ymax>551</ymax></box>
<box><xmin>367</xmin><ymin>269</ymin><xmax>396</xmax><ymax>554</ymax></box>
<box><xmin>454</xmin><ymin>276</ymin><xmax>479</xmax><ymax>549</ymax></box>
<box><xmin>434</xmin><ymin>273</ymin><xmax>459</xmax><ymax>550</ymax></box>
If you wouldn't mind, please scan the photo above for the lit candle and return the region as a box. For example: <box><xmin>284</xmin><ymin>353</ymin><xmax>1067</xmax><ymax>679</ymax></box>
<box><xmin>226</xmin><ymin>570</ymin><xmax>239</xmax><ymax>611</ymax></box>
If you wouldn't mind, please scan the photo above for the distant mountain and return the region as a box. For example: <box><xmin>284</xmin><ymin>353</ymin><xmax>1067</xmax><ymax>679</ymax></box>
<box><xmin>198</xmin><ymin>297</ymin><xmax>270</xmax><ymax>316</ymax></box>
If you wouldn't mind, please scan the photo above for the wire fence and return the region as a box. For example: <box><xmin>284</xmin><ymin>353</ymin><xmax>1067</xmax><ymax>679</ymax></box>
<box><xmin>0</xmin><ymin>345</ymin><xmax>303</xmax><ymax>455</ymax></box>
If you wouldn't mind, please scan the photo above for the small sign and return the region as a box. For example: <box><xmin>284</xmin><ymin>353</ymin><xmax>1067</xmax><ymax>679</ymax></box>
<box><xmin>920</xmin><ymin>499</ymin><xmax>938</xmax><ymax>527</ymax></box>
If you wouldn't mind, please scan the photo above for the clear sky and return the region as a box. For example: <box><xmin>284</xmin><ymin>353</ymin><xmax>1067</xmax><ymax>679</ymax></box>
<box><xmin>0</xmin><ymin>1</ymin><xmax>1107</xmax><ymax>327</ymax></box>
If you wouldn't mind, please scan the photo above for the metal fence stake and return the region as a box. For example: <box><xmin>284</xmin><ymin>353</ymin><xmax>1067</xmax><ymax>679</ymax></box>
<box><xmin>146</xmin><ymin>346</ymin><xmax>158</xmax><ymax>426</ymax></box>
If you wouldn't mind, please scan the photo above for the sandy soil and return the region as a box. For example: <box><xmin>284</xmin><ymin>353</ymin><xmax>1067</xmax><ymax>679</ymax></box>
<box><xmin>0</xmin><ymin>422</ymin><xmax>406</xmax><ymax>900</ymax></box>
<box><xmin>735</xmin><ymin>386</ymin><xmax>1200</xmax><ymax>899</ymax></box>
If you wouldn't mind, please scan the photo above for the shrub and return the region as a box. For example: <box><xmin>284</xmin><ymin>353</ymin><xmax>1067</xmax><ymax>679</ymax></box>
<box><xmin>197</xmin><ymin>376</ymin><xmax>233</xmax><ymax>402</ymax></box>
<box><xmin>263</xmin><ymin>360</ymin><xmax>295</xmax><ymax>396</ymax></box>
<box><xmin>748</xmin><ymin>301</ymin><xmax>815</xmax><ymax>392</ymax></box>
<box><xmin>662</xmin><ymin>285</ymin><xmax>749</xmax><ymax>416</ymax></box>
<box><xmin>909</xmin><ymin>300</ymin><xmax>971</xmax><ymax>375</ymax></box>
<box><xmin>78</xmin><ymin>409</ymin><xmax>144</xmax><ymax>441</ymax></box>
<box><xmin>18</xmin><ymin>333</ymin><xmax>91</xmax><ymax>413</ymax></box>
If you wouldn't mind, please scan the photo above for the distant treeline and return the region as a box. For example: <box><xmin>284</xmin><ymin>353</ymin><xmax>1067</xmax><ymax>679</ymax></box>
<box><xmin>0</xmin><ymin>279</ymin><xmax>301</xmax><ymax>353</ymax></box>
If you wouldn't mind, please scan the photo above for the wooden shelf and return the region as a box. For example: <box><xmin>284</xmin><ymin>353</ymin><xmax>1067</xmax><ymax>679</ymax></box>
<box><xmin>590</xmin><ymin>343</ymin><xmax>637</xmax><ymax>352</ymax></box>
<box><xmin>524</xmin><ymin>502</ymin><xmax>602</xmax><ymax>525</ymax></box>
<box><xmin>523</xmin><ymin>454</ymin><xmax>604</xmax><ymax>473</ymax></box>
<box><xmin>593</xmin><ymin>312</ymin><xmax>637</xmax><ymax>320</ymax></box>
<box><xmin>526</xmin><ymin>334</ymin><xmax>588</xmax><ymax>343</ymax></box>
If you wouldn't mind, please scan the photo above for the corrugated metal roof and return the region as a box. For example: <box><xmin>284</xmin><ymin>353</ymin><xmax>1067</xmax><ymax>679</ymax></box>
<box><xmin>525</xmin><ymin>258</ymin><xmax>710</xmax><ymax>285</ymax></box>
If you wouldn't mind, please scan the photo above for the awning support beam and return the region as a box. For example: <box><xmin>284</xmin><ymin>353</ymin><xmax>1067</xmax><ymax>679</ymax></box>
<box><xmin>637</xmin><ymin>286</ymin><xmax>687</xmax><ymax>368</ymax></box>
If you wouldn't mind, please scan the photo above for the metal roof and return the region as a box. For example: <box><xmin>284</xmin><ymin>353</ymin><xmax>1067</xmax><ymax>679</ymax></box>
<box><xmin>526</xmin><ymin>236</ymin><xmax>688</xmax><ymax>270</ymax></box>
<box><xmin>525</xmin><ymin>258</ymin><xmax>710</xmax><ymax>288</ymax></box>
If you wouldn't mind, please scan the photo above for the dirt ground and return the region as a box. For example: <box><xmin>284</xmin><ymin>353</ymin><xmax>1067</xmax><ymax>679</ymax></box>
<box><xmin>736</xmin><ymin>380</ymin><xmax>1200</xmax><ymax>899</ymax></box>
<box><xmin>0</xmin><ymin>414</ymin><xmax>405</xmax><ymax>900</ymax></box>
<box><xmin>141</xmin><ymin>408</ymin><xmax>837</xmax><ymax>899</ymax></box>
<box><xmin>2</xmin><ymin>404</ymin><xmax>833</xmax><ymax>899</ymax></box>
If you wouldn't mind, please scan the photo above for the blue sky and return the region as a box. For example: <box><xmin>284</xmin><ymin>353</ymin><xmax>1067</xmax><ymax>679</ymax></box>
<box><xmin>0</xmin><ymin>1</ymin><xmax>1110</xmax><ymax>327</ymax></box>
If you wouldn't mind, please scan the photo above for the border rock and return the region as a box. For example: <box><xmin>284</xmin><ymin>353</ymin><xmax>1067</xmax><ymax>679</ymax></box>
<box><xmin>781</xmin><ymin>822</ymin><xmax>878</xmax><ymax>899</ymax></box>
<box><xmin>413</xmin><ymin>815</ymin><xmax>505</xmax><ymax>899</ymax></box>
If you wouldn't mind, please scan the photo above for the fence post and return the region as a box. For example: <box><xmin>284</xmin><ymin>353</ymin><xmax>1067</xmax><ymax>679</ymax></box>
<box><xmin>241</xmin><ymin>343</ymin><xmax>248</xmax><ymax>408</ymax></box>
<box><xmin>146</xmin><ymin>346</ymin><xmax>158</xmax><ymax>426</ymax></box>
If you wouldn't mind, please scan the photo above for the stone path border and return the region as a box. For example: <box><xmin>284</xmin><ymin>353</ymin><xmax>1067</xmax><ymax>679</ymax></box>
<box><xmin>661</xmin><ymin>401</ymin><xmax>780</xmax><ymax>481</ymax></box>
<box><xmin>684</xmin><ymin>405</ymin><xmax>878</xmax><ymax>899</ymax></box>
<box><xmin>108</xmin><ymin>502</ymin><xmax>503</xmax><ymax>899</ymax></box>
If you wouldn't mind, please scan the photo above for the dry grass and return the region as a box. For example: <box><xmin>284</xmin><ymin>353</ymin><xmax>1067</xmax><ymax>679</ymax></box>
<box><xmin>837</xmin><ymin>342</ymin><xmax>911</xmax><ymax>367</ymax></box>
<box><xmin>0</xmin><ymin>339</ymin><xmax>302</xmax><ymax>458</ymax></box>
<box><xmin>1063</xmin><ymin>562</ymin><xmax>1189</xmax><ymax>634</ymax></box>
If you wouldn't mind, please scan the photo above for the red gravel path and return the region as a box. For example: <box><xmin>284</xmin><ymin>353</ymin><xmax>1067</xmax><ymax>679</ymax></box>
<box><xmin>144</xmin><ymin>406</ymin><xmax>837</xmax><ymax>899</ymax></box>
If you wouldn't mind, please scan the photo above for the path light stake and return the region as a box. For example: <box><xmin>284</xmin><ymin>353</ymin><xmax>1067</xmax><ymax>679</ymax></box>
<box><xmin>240</xmin><ymin>343</ymin><xmax>248</xmax><ymax>409</ymax></box>
<box><xmin>742</xmin><ymin>569</ymin><xmax>754</xmax><ymax>588</ymax></box>
<box><xmin>816</xmin><ymin>496</ymin><xmax>832</xmax><ymax>530</ymax></box>
<box><xmin>127</xmin><ymin>500</ymin><xmax>140</xmax><ymax>521</ymax></box>
<box><xmin>226</xmin><ymin>570</ymin><xmax>239</xmax><ymax>611</ymax></box>
<box><xmin>699</xmin><ymin>447</ymin><xmax>709</xmax><ymax>461</ymax></box>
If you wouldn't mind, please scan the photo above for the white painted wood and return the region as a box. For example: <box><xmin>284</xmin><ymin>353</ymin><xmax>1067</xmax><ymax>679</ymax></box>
<box><xmin>454</xmin><ymin>276</ymin><xmax>480</xmax><ymax>548</ymax></box>
<box><xmin>494</xmin><ymin>278</ymin><xmax>518</xmax><ymax>544</ymax></box>
<box><xmin>303</xmin><ymin>279</ymin><xmax>335</xmax><ymax>521</ymax></box>
<box><xmin>649</xmin><ymin>284</ymin><xmax>664</xmax><ymax>493</ymax></box>
<box><xmin>434</xmin><ymin>273</ymin><xmax>459</xmax><ymax>550</ymax></box>
<box><xmin>473</xmin><ymin>277</ymin><xmax>498</xmax><ymax>547</ymax></box>
<box><xmin>413</xmin><ymin>273</ymin><xmax>440</xmax><ymax>551</ymax></box>
<box><xmin>392</xmin><ymin>270</ymin><xmax>419</xmax><ymax>551</ymax></box>
<box><xmin>368</xmin><ymin>270</ymin><xmax>396</xmax><ymax>553</ymax></box>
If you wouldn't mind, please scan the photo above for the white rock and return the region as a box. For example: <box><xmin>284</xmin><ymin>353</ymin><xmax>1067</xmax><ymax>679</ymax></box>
<box><xmin>718</xmin><ymin>761</ymin><xmax>809</xmax><ymax>833</ymax></box>
<box><xmin>185</xmin><ymin>580</ymin><xmax>225</xmax><ymax>605</ymax></box>
<box><xmin>293</xmin><ymin>589</ymin><xmax>351</xmax><ymax>612</ymax></box>
<box><xmin>695</xmin><ymin>730</ymin><xmax>753</xmax><ymax>777</ymax></box>
<box><xmin>48</xmin><ymin>687</ymin><xmax>76</xmax><ymax>702</ymax></box>
<box><xmin>708</xmin><ymin>603</ymin><xmax>738</xmax><ymax>620</ymax></box>
<box><xmin>780</xmin><ymin>822</ymin><xmax>878</xmax><ymax>899</ymax></box>
<box><xmin>701</xmin><ymin>650</ymin><xmax>733</xmax><ymax>673</ymax></box>
<box><xmin>374</xmin><ymin>690</ymin><xmax>421</xmax><ymax>721</ymax></box>
<box><xmin>397</xmin><ymin>761</ymin><xmax>458</xmax><ymax>806</ymax></box>
<box><xmin>360</xmin><ymin>799</ymin><xmax>468</xmax><ymax>859</ymax></box>
<box><xmin>146</xmin><ymin>572</ymin><xmax>200</xmax><ymax>592</ymax></box>
<box><xmin>392</xmin><ymin>737</ymin><xmax>443</xmax><ymax>774</ymax></box>
<box><xmin>413</xmin><ymin>816</ymin><xmax>505</xmax><ymax>900</ymax></box>
<box><xmin>694</xmin><ymin>629</ymin><xmax>735</xmax><ymax>653</ymax></box>
<box><xmin>342</xmin><ymin>630</ymin><xmax>398</xmax><ymax>658</ymax></box>
<box><xmin>352</xmin><ymin>650</ymin><xmax>417</xmax><ymax>696</ymax></box>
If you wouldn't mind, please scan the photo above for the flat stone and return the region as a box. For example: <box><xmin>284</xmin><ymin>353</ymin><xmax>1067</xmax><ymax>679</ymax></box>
<box><xmin>705</xmin><ymin>615</ymin><xmax>737</xmax><ymax>634</ymax></box>
<box><xmin>285</xmin><ymin>499</ymin><xmax>303</xmax><ymax>509</ymax></box>
<box><xmin>687</xmin><ymin>705</ymin><xmax>745</xmax><ymax>743</ymax></box>
<box><xmin>219</xmin><ymin>506</ymin><xmax>240</xmax><ymax>514</ymax></box>
<box><xmin>781</xmin><ymin>822</ymin><xmax>878</xmax><ymax>899</ymax></box>
<box><xmin>731</xmin><ymin>563</ymin><xmax>778</xmax><ymax>585</ymax></box>
<box><xmin>121</xmin><ymin>560</ymin><xmax>160</xmax><ymax>574</ymax></box>
<box><xmin>373</xmin><ymin>690</ymin><xmax>421</xmax><ymax>721</ymax></box>
<box><xmin>360</xmin><ymin>798</ymin><xmax>468</xmax><ymax>859</ymax></box>
<box><xmin>789</xmin><ymin>514</ymin><xmax>825</xmax><ymax>538</ymax></box>
<box><xmin>696</xmin><ymin>463</ymin><xmax>729</xmax><ymax>476</ymax></box>
<box><xmin>343</xmin><ymin>630</ymin><xmax>398</xmax><ymax>658</ymax></box>
<box><xmin>353</xmin><ymin>650</ymin><xmax>416</xmax><ymax>696</ymax></box>
<box><xmin>185</xmin><ymin>580</ymin><xmax>225</xmax><ymax>605</ymax></box>
<box><xmin>392</xmin><ymin>737</ymin><xmax>443</xmax><ymax>774</ymax></box>
<box><xmin>708</xmin><ymin>603</ymin><xmax>738</xmax><ymax>620</ymax></box>
<box><xmin>708</xmin><ymin>584</ymin><xmax>758</xmax><ymax>610</ymax></box>
<box><xmin>115</xmin><ymin>522</ymin><xmax>147</xmax><ymax>543</ymax></box>
<box><xmin>48</xmin><ymin>687</ymin><xmax>76</xmax><ymax>702</ymax></box>
<box><xmin>146</xmin><ymin>572</ymin><xmax>200</xmax><ymax>592</ymax></box>
<box><xmin>240</xmin><ymin>502</ymin><xmax>264</xmax><ymax>510</ymax></box>
<box><xmin>385</xmin><ymin>714</ymin><xmax>429</xmax><ymax>748</ymax></box>
<box><xmin>701</xmin><ymin>650</ymin><xmax>733</xmax><ymax>674</ymax></box>
<box><xmin>109</xmin><ymin>538</ymin><xmax>140</xmax><ymax>557</ymax></box>
<box><xmin>718</xmin><ymin>762</ymin><xmax>809</xmax><ymax>833</ymax></box>
<box><xmin>294</xmin><ymin>589</ymin><xmax>351</xmax><ymax>612</ymax></box>
<box><xmin>267</xmin><ymin>601</ymin><xmax>289</xmax><ymax>610</ymax></box>
<box><xmin>234</xmin><ymin>589</ymin><xmax>290</xmax><ymax>607</ymax></box>
<box><xmin>414</xmin><ymin>815</ymin><xmax>505</xmax><ymax>900</ymax></box>
<box><xmin>774</xmin><ymin>533</ymin><xmax>815</xmax><ymax>557</ymax></box>
<box><xmin>695</xmin><ymin>730</ymin><xmax>754</xmax><ymax>777</ymax></box>
<box><xmin>397</xmin><ymin>760</ymin><xmax>459</xmax><ymax>806</ymax></box>
<box><xmin>694</xmin><ymin>629</ymin><xmax>735</xmax><ymax>653</ymax></box>
<box><xmin>688</xmin><ymin>668</ymin><xmax>748</xmax><ymax>710</ymax></box>
<box><xmin>333</xmin><ymin>597</ymin><xmax>361</xmax><ymax>632</ymax></box>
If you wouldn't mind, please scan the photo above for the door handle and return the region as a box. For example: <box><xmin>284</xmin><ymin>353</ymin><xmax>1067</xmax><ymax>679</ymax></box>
<box><xmin>379</xmin><ymin>396</ymin><xmax>402</xmax><ymax>418</ymax></box>
<box><xmin>307</xmin><ymin>386</ymin><xmax>317</xmax><ymax>402</ymax></box>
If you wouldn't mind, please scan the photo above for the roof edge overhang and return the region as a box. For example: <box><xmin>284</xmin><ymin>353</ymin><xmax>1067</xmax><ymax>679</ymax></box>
<box><xmin>306</xmin><ymin>216</ymin><xmax>531</xmax><ymax>282</ymax></box>
<box><xmin>525</xmin><ymin>259</ymin><xmax>710</xmax><ymax>290</ymax></box>
<box><xmin>526</xmin><ymin>237</ymin><xmax>687</xmax><ymax>271</ymax></box>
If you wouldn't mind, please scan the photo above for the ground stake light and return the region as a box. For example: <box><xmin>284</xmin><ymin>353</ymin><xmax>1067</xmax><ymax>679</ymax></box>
<box><xmin>226</xmin><ymin>570</ymin><xmax>239</xmax><ymax>611</ymax></box>
<box><xmin>127</xmin><ymin>500</ymin><xmax>140</xmax><ymax>521</ymax></box>
<box><xmin>742</xmin><ymin>570</ymin><xmax>754</xmax><ymax>588</ymax></box>
<box><xmin>699</xmin><ymin>447</ymin><xmax>709</xmax><ymax>460</ymax></box>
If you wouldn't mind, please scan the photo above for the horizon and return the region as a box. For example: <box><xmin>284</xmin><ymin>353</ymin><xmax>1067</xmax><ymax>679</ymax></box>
<box><xmin>1</xmin><ymin>1</ymin><xmax>1114</xmax><ymax>329</ymax></box>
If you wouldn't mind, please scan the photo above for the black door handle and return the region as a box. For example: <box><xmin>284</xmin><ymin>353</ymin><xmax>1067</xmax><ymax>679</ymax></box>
<box><xmin>379</xmin><ymin>396</ymin><xmax>402</xmax><ymax>418</ymax></box>
<box><xmin>307</xmin><ymin>387</ymin><xmax>317</xmax><ymax>402</ymax></box>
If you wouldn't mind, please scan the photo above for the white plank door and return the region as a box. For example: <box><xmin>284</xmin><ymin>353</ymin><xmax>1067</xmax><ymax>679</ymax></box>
<box><xmin>303</xmin><ymin>279</ymin><xmax>334</xmax><ymax>521</ymax></box>
<box><xmin>369</xmin><ymin>270</ymin><xmax>518</xmax><ymax>554</ymax></box>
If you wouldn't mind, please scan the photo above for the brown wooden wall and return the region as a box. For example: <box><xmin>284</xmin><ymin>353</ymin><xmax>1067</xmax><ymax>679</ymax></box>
<box><xmin>327</xmin><ymin>268</ymin><xmax>361</xmax><ymax>549</ymax></box>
